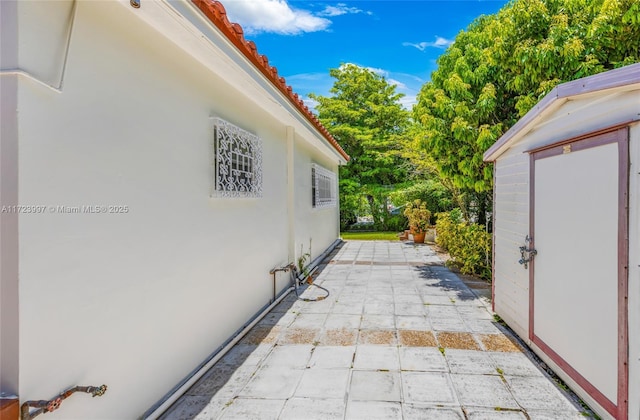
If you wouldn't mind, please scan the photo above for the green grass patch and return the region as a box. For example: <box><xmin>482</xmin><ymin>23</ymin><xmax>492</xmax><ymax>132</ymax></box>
<box><xmin>341</xmin><ymin>231</ymin><xmax>399</xmax><ymax>241</ymax></box>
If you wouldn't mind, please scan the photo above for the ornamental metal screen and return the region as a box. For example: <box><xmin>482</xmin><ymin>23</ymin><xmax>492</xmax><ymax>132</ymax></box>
<box><xmin>212</xmin><ymin>118</ymin><xmax>262</xmax><ymax>198</ymax></box>
<box><xmin>312</xmin><ymin>164</ymin><xmax>337</xmax><ymax>208</ymax></box>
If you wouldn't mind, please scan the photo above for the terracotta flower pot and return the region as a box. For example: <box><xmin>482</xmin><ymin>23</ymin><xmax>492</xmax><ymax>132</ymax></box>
<box><xmin>413</xmin><ymin>231</ymin><xmax>426</xmax><ymax>244</ymax></box>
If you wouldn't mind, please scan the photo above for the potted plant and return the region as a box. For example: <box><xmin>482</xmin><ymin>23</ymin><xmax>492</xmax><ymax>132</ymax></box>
<box><xmin>403</xmin><ymin>199</ymin><xmax>431</xmax><ymax>244</ymax></box>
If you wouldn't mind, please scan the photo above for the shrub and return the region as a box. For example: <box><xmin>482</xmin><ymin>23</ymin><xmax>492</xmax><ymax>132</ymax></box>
<box><xmin>404</xmin><ymin>199</ymin><xmax>431</xmax><ymax>232</ymax></box>
<box><xmin>436</xmin><ymin>210</ymin><xmax>491</xmax><ymax>280</ymax></box>
<box><xmin>389</xmin><ymin>180</ymin><xmax>454</xmax><ymax>218</ymax></box>
<box><xmin>385</xmin><ymin>214</ymin><xmax>409</xmax><ymax>232</ymax></box>
<box><xmin>348</xmin><ymin>222</ymin><xmax>375</xmax><ymax>231</ymax></box>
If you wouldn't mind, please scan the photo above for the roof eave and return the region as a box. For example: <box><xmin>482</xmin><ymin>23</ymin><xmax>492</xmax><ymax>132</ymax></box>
<box><xmin>191</xmin><ymin>0</ymin><xmax>350</xmax><ymax>163</ymax></box>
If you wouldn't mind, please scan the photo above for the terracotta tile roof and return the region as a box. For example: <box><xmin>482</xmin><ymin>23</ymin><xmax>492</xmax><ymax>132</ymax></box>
<box><xmin>191</xmin><ymin>0</ymin><xmax>350</xmax><ymax>162</ymax></box>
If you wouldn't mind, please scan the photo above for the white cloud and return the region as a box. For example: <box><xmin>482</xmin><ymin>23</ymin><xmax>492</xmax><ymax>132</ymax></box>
<box><xmin>285</xmin><ymin>72</ymin><xmax>326</xmax><ymax>82</ymax></box>
<box><xmin>303</xmin><ymin>96</ymin><xmax>320</xmax><ymax>111</ymax></box>
<box><xmin>285</xmin><ymin>66</ymin><xmax>423</xmax><ymax>111</ymax></box>
<box><xmin>365</xmin><ymin>66</ymin><xmax>389</xmax><ymax>77</ymax></box>
<box><xmin>318</xmin><ymin>3</ymin><xmax>363</xmax><ymax>17</ymax></box>
<box><xmin>223</xmin><ymin>0</ymin><xmax>331</xmax><ymax>35</ymax></box>
<box><xmin>388</xmin><ymin>78</ymin><xmax>407</xmax><ymax>89</ymax></box>
<box><xmin>403</xmin><ymin>36</ymin><xmax>454</xmax><ymax>51</ymax></box>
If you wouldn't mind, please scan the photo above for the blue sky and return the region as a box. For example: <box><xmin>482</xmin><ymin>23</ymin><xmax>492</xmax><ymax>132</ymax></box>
<box><xmin>222</xmin><ymin>0</ymin><xmax>509</xmax><ymax>108</ymax></box>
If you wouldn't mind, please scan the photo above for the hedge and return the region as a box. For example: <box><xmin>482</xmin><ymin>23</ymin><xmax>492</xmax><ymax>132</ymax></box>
<box><xmin>435</xmin><ymin>210</ymin><xmax>492</xmax><ymax>280</ymax></box>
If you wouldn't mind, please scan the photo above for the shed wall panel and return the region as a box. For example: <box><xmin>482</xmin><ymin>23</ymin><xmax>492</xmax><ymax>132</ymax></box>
<box><xmin>627</xmin><ymin>123</ymin><xmax>639</xmax><ymax>420</ymax></box>
<box><xmin>492</xmin><ymin>142</ymin><xmax>530</xmax><ymax>341</ymax></box>
<box><xmin>533</xmin><ymin>143</ymin><xmax>619</xmax><ymax>402</ymax></box>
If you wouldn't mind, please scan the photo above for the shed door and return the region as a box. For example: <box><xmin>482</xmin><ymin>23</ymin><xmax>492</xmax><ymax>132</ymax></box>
<box><xmin>530</xmin><ymin>128</ymin><xmax>628</xmax><ymax>419</ymax></box>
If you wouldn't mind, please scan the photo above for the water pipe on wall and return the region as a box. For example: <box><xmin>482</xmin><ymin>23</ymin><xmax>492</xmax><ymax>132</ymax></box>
<box><xmin>20</xmin><ymin>385</ymin><xmax>107</xmax><ymax>420</ymax></box>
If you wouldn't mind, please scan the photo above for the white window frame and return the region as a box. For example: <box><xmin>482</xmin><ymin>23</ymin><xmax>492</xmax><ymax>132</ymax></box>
<box><xmin>312</xmin><ymin>163</ymin><xmax>337</xmax><ymax>208</ymax></box>
<box><xmin>212</xmin><ymin>118</ymin><xmax>262</xmax><ymax>198</ymax></box>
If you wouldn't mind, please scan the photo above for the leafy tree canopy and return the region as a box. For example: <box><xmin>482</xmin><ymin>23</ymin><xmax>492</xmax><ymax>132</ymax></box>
<box><xmin>414</xmin><ymin>0</ymin><xmax>640</xmax><ymax>197</ymax></box>
<box><xmin>311</xmin><ymin>64</ymin><xmax>410</xmax><ymax>187</ymax></box>
<box><xmin>310</xmin><ymin>64</ymin><xmax>413</xmax><ymax>229</ymax></box>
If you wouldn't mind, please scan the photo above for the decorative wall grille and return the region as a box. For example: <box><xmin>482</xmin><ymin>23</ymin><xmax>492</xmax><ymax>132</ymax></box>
<box><xmin>212</xmin><ymin>118</ymin><xmax>262</xmax><ymax>198</ymax></box>
<box><xmin>312</xmin><ymin>164</ymin><xmax>337</xmax><ymax>208</ymax></box>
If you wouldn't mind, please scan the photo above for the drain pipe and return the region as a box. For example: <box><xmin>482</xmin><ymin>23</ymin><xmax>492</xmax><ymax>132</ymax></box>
<box><xmin>143</xmin><ymin>285</ymin><xmax>294</xmax><ymax>420</ymax></box>
<box><xmin>305</xmin><ymin>238</ymin><xmax>341</xmax><ymax>276</ymax></box>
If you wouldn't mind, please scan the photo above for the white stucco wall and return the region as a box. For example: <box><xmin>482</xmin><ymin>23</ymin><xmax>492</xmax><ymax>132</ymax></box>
<box><xmin>492</xmin><ymin>87</ymin><xmax>639</xmax><ymax>419</ymax></box>
<box><xmin>0</xmin><ymin>0</ymin><xmax>20</xmax><ymax>396</ymax></box>
<box><xmin>293</xmin><ymin>136</ymin><xmax>341</xmax><ymax>264</ymax></box>
<box><xmin>8</xmin><ymin>1</ymin><xmax>343</xmax><ymax>418</ymax></box>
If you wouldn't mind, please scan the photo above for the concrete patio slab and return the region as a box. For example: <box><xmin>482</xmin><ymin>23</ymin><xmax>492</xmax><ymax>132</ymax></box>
<box><xmin>307</xmin><ymin>345</ymin><xmax>355</xmax><ymax>369</ymax></box>
<box><xmin>526</xmin><ymin>410</ymin><xmax>588</xmax><ymax>419</ymax></box>
<box><xmin>397</xmin><ymin>305</ymin><xmax>429</xmax><ymax>317</ymax></box>
<box><xmin>185</xmin><ymin>364</ymin><xmax>254</xmax><ymax>398</ymax></box>
<box><xmin>488</xmin><ymin>352</ymin><xmax>546</xmax><ymax>377</ymax></box>
<box><xmin>279</xmin><ymin>398</ymin><xmax>346</xmax><ymax>420</ymax></box>
<box><xmin>218</xmin><ymin>398</ymin><xmax>284</xmax><ymax>420</ymax></box>
<box><xmin>401</xmin><ymin>371</ymin><xmax>458</xmax><ymax>405</ymax></box>
<box><xmin>160</xmin><ymin>240</ymin><xmax>595</xmax><ymax>420</ymax></box>
<box><xmin>450</xmin><ymin>373</ymin><xmax>520</xmax><ymax>409</ymax></box>
<box><xmin>444</xmin><ymin>349</ymin><xmax>497</xmax><ymax>375</ymax></box>
<box><xmin>402</xmin><ymin>404</ymin><xmax>465</xmax><ymax>419</ymax></box>
<box><xmin>349</xmin><ymin>370</ymin><xmax>401</xmax><ymax>402</ymax></box>
<box><xmin>505</xmin><ymin>376</ymin><xmax>582</xmax><ymax>412</ymax></box>
<box><xmin>465</xmin><ymin>408</ymin><xmax>527</xmax><ymax>419</ymax></box>
<box><xmin>397</xmin><ymin>330</ymin><xmax>437</xmax><ymax>347</ymax></box>
<box><xmin>238</xmin><ymin>365</ymin><xmax>304</xmax><ymax>399</ymax></box>
<box><xmin>396</xmin><ymin>315</ymin><xmax>429</xmax><ymax>330</ymax></box>
<box><xmin>353</xmin><ymin>345</ymin><xmax>400</xmax><ymax>370</ymax></box>
<box><xmin>345</xmin><ymin>401</ymin><xmax>402</xmax><ymax>419</ymax></box>
<box><xmin>324</xmin><ymin>314</ymin><xmax>361</xmax><ymax>329</ymax></box>
<box><xmin>398</xmin><ymin>346</ymin><xmax>448</xmax><ymax>372</ymax></box>
<box><xmin>262</xmin><ymin>345</ymin><xmax>313</xmax><ymax>368</ymax></box>
<box><xmin>294</xmin><ymin>368</ymin><xmax>350</xmax><ymax>399</ymax></box>
<box><xmin>161</xmin><ymin>396</ymin><xmax>229</xmax><ymax>420</ymax></box>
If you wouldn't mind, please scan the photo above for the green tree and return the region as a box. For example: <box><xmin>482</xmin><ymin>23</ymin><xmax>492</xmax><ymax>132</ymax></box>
<box><xmin>414</xmin><ymin>0</ymin><xmax>640</xmax><ymax>224</ymax></box>
<box><xmin>310</xmin><ymin>64</ymin><xmax>411</xmax><ymax>229</ymax></box>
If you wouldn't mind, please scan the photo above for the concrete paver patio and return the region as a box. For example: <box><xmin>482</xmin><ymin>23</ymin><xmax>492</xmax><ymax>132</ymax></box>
<box><xmin>161</xmin><ymin>241</ymin><xmax>592</xmax><ymax>419</ymax></box>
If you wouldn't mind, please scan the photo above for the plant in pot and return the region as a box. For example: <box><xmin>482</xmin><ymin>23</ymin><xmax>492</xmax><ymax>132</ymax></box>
<box><xmin>403</xmin><ymin>199</ymin><xmax>431</xmax><ymax>244</ymax></box>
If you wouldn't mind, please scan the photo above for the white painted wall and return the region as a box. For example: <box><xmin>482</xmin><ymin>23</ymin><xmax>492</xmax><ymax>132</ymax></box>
<box><xmin>9</xmin><ymin>1</ymin><xmax>343</xmax><ymax>418</ymax></box>
<box><xmin>0</xmin><ymin>0</ymin><xmax>20</xmax><ymax>396</ymax></box>
<box><xmin>293</xmin><ymin>135</ymin><xmax>340</xmax><ymax>264</ymax></box>
<box><xmin>492</xmin><ymin>86</ymin><xmax>639</xmax><ymax>419</ymax></box>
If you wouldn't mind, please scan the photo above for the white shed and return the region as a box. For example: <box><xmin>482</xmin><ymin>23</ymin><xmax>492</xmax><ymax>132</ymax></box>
<box><xmin>0</xmin><ymin>0</ymin><xmax>348</xmax><ymax>418</ymax></box>
<box><xmin>484</xmin><ymin>63</ymin><xmax>640</xmax><ymax>420</ymax></box>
